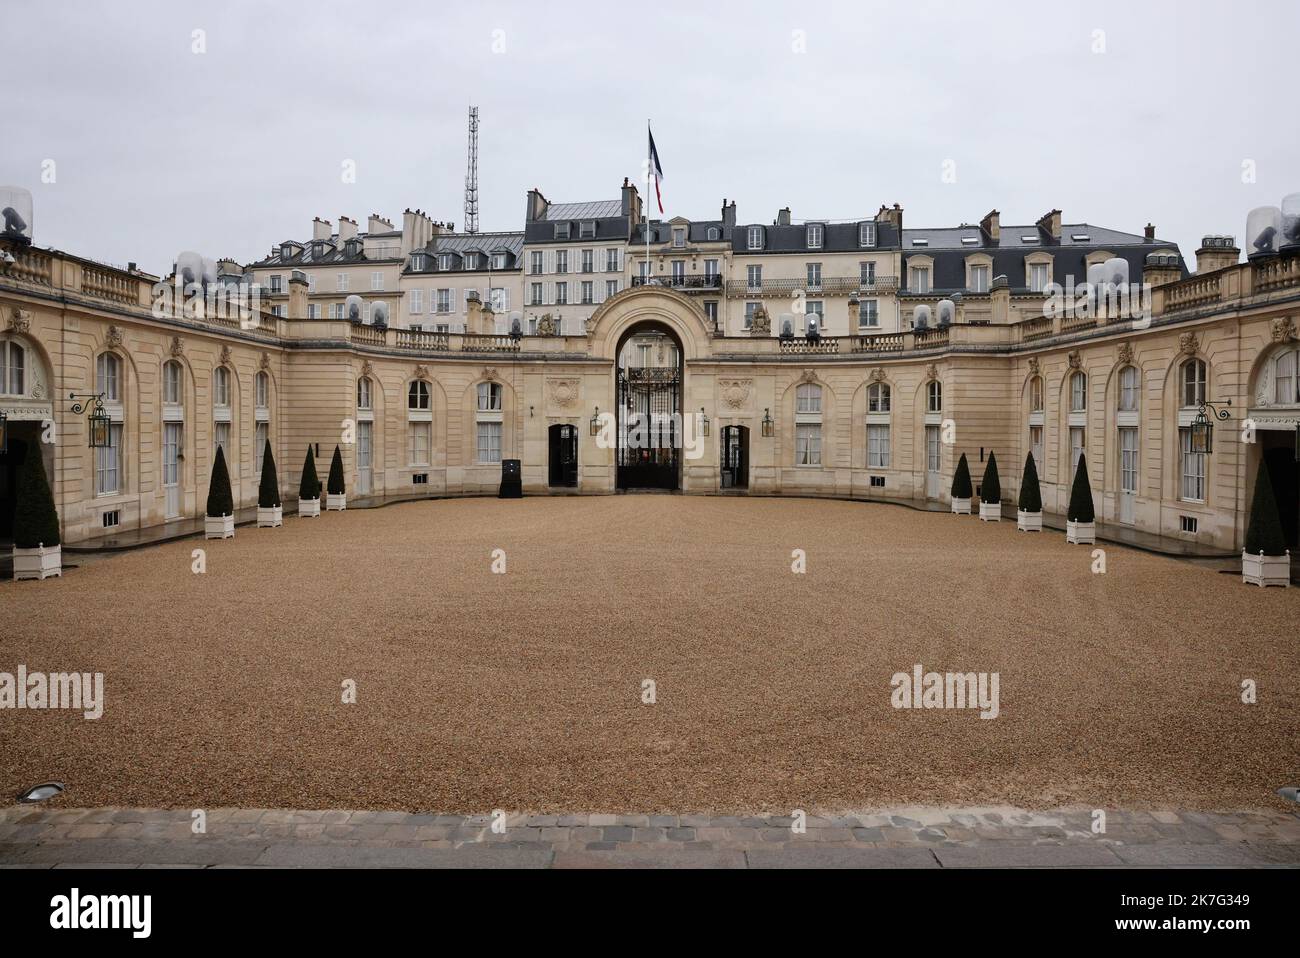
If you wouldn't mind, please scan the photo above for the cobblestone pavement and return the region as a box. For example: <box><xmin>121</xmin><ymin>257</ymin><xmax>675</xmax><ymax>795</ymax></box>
<box><xmin>2</xmin><ymin>806</ymin><xmax>1299</xmax><ymax>868</ymax></box>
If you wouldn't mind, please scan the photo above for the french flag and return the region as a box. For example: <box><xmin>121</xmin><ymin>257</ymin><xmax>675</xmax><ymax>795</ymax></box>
<box><xmin>648</xmin><ymin>125</ymin><xmax>665</xmax><ymax>215</ymax></box>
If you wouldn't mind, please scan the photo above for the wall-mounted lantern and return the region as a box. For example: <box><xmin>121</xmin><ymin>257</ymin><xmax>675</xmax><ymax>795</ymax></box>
<box><xmin>69</xmin><ymin>392</ymin><xmax>111</xmax><ymax>448</ymax></box>
<box><xmin>761</xmin><ymin>408</ymin><xmax>774</xmax><ymax>438</ymax></box>
<box><xmin>589</xmin><ymin>406</ymin><xmax>601</xmax><ymax>436</ymax></box>
<box><xmin>1190</xmin><ymin>398</ymin><xmax>1231</xmax><ymax>455</ymax></box>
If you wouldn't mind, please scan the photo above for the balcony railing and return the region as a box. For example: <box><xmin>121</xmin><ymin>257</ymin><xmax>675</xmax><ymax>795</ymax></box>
<box><xmin>632</xmin><ymin>275</ymin><xmax>724</xmax><ymax>292</ymax></box>
<box><xmin>726</xmin><ymin>276</ymin><xmax>898</xmax><ymax>297</ymax></box>
<box><xmin>778</xmin><ymin>338</ymin><xmax>840</xmax><ymax>354</ymax></box>
<box><xmin>395</xmin><ymin>329</ymin><xmax>450</xmax><ymax>351</ymax></box>
<box><xmin>460</xmin><ymin>334</ymin><xmax>520</xmax><ymax>353</ymax></box>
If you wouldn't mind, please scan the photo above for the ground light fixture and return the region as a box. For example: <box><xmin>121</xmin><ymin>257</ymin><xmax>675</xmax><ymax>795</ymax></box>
<box><xmin>762</xmin><ymin>408</ymin><xmax>774</xmax><ymax>438</ymax></box>
<box><xmin>18</xmin><ymin>781</ymin><xmax>65</xmax><ymax>804</ymax></box>
<box><xmin>589</xmin><ymin>406</ymin><xmax>600</xmax><ymax>436</ymax></box>
<box><xmin>1278</xmin><ymin>787</ymin><xmax>1300</xmax><ymax>805</ymax></box>
<box><xmin>1190</xmin><ymin>398</ymin><xmax>1231</xmax><ymax>455</ymax></box>
<box><xmin>69</xmin><ymin>391</ymin><xmax>111</xmax><ymax>447</ymax></box>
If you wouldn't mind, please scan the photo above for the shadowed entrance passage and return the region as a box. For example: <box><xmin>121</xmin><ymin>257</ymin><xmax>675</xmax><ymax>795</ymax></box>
<box><xmin>615</xmin><ymin>323</ymin><xmax>682</xmax><ymax>490</ymax></box>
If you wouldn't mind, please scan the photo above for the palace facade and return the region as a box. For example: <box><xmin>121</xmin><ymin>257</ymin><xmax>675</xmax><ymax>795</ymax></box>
<box><xmin>2</xmin><ymin>186</ymin><xmax>1299</xmax><ymax>555</ymax></box>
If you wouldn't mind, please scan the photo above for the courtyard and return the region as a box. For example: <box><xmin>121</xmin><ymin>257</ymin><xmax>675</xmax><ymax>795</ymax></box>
<box><xmin>2</xmin><ymin>496</ymin><xmax>1297</xmax><ymax>814</ymax></box>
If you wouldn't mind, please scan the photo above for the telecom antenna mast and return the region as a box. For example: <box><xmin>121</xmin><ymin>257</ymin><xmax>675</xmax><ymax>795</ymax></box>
<box><xmin>464</xmin><ymin>106</ymin><xmax>480</xmax><ymax>234</ymax></box>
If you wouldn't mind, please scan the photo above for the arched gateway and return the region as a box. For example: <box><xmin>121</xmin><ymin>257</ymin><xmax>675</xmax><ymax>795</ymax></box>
<box><xmin>586</xmin><ymin>287</ymin><xmax>712</xmax><ymax>492</ymax></box>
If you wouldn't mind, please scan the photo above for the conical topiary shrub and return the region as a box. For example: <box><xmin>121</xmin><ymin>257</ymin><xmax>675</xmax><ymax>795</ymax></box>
<box><xmin>1068</xmin><ymin>454</ymin><xmax>1094</xmax><ymax>523</ymax></box>
<box><xmin>1018</xmin><ymin>453</ymin><xmax>1042</xmax><ymax>513</ymax></box>
<box><xmin>12</xmin><ymin>449</ymin><xmax>60</xmax><ymax>549</ymax></box>
<box><xmin>258</xmin><ymin>440</ymin><xmax>281</xmax><ymax>508</ymax></box>
<box><xmin>206</xmin><ymin>446</ymin><xmax>233</xmax><ymax>518</ymax></box>
<box><xmin>1245</xmin><ymin>464</ymin><xmax>1287</xmax><ymax>556</ymax></box>
<box><xmin>950</xmin><ymin>451</ymin><xmax>973</xmax><ymax>514</ymax></box>
<box><xmin>328</xmin><ymin>445</ymin><xmax>345</xmax><ymax>495</ymax></box>
<box><xmin>299</xmin><ymin>446</ymin><xmax>321</xmax><ymax>501</ymax></box>
<box><xmin>980</xmin><ymin>452</ymin><xmax>1001</xmax><ymax>504</ymax></box>
<box><xmin>1243</xmin><ymin>463</ymin><xmax>1290</xmax><ymax>586</ymax></box>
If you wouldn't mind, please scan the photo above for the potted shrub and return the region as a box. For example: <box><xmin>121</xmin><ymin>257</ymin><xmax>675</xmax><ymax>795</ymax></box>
<box><xmin>12</xmin><ymin>450</ymin><xmax>62</xmax><ymax>580</ymax></box>
<box><xmin>978</xmin><ymin>452</ymin><xmax>1002</xmax><ymax>521</ymax></box>
<box><xmin>1242</xmin><ymin>464</ymin><xmax>1290</xmax><ymax>587</ymax></box>
<box><xmin>257</xmin><ymin>439</ymin><xmax>282</xmax><ymax>527</ymax></box>
<box><xmin>204</xmin><ymin>446</ymin><xmax>235</xmax><ymax>539</ymax></box>
<box><xmin>1065</xmin><ymin>454</ymin><xmax>1096</xmax><ymax>544</ymax></box>
<box><xmin>326</xmin><ymin>444</ymin><xmax>347</xmax><ymax>511</ymax></box>
<box><xmin>1017</xmin><ymin>453</ymin><xmax>1043</xmax><ymax>532</ymax></box>
<box><xmin>298</xmin><ymin>446</ymin><xmax>321</xmax><ymax>518</ymax></box>
<box><xmin>950</xmin><ymin>452</ymin><xmax>973</xmax><ymax>515</ymax></box>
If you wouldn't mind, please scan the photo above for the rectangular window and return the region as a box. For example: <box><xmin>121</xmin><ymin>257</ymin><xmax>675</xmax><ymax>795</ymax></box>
<box><xmin>579</xmin><ymin>222</ymin><xmax>595</xmax><ymax>239</ymax></box>
<box><xmin>1030</xmin><ymin>425</ymin><xmax>1044</xmax><ymax>468</ymax></box>
<box><xmin>1070</xmin><ymin>426</ymin><xmax>1085</xmax><ymax>471</ymax></box>
<box><xmin>530</xmin><ymin>251</ymin><xmax>543</xmax><ymax>274</ymax></box>
<box><xmin>336</xmin><ymin>273</ymin><xmax>348</xmax><ymax>292</ymax></box>
<box><xmin>704</xmin><ymin>259</ymin><xmax>718</xmax><ymax>280</ymax></box>
<box><xmin>371</xmin><ymin>271</ymin><xmax>384</xmax><ymax>291</ymax></box>
<box><xmin>555</xmin><ymin>250</ymin><xmax>568</xmax><ymax>274</ymax></box>
<box><xmin>307</xmin><ymin>303</ymin><xmax>321</xmax><ymax>319</ymax></box>
<box><xmin>1029</xmin><ymin>263</ymin><xmax>1049</xmax><ymax>292</ymax></box>
<box><xmin>911</xmin><ymin>267</ymin><xmax>931</xmax><ymax>293</ymax></box>
<box><xmin>409</xmin><ymin>288</ymin><xmax>423</xmax><ymax>314</ymax></box>
<box><xmin>747</xmin><ymin>265</ymin><xmax>762</xmax><ymax>290</ymax></box>
<box><xmin>437</xmin><ymin>289</ymin><xmax>452</xmax><ymax>313</ymax></box>
<box><xmin>860</xmin><ymin>261</ymin><xmax>876</xmax><ymax>287</ymax></box>
<box><xmin>606</xmin><ymin>280</ymin><xmax>618</xmax><ymax>299</ymax></box>
<box><xmin>554</xmin><ymin>223</ymin><xmax>570</xmax><ymax>240</ymax></box>
<box><xmin>95</xmin><ymin>423</ymin><xmax>122</xmax><ymax>495</ymax></box>
<box><xmin>744</xmin><ymin>302</ymin><xmax>758</xmax><ymax>329</ymax></box>
<box><xmin>477</xmin><ymin>421</ymin><xmax>502</xmax><ymax>463</ymax></box>
<box><xmin>213</xmin><ymin>421</ymin><xmax>230</xmax><ymax>466</ymax></box>
<box><xmin>672</xmin><ymin>228</ymin><xmax>685</xmax><ymax>248</ymax></box>
<box><xmin>255</xmin><ymin>422</ymin><xmax>268</xmax><ymax>476</ymax></box>
<box><xmin>796</xmin><ymin>384</ymin><xmax>822</xmax><ymax>414</ymax></box>
<box><xmin>867</xmin><ymin>425</ymin><xmax>891</xmax><ymax>468</ymax></box>
<box><xmin>672</xmin><ymin>261</ymin><xmax>685</xmax><ymax>283</ymax></box>
<box><xmin>606</xmin><ymin>249</ymin><xmax>619</xmax><ymax>272</ymax></box>
<box><xmin>1119</xmin><ymin>427</ymin><xmax>1138</xmax><ymax>495</ymax></box>
<box><xmin>555</xmin><ymin>281</ymin><xmax>567</xmax><ymax>305</ymax></box>
<box><xmin>859</xmin><ymin>222</ymin><xmax>877</xmax><ymax>247</ymax></box>
<box><xmin>581</xmin><ymin>250</ymin><xmax>594</xmax><ymax>273</ymax></box>
<box><xmin>795</xmin><ymin>424</ymin><xmax>822</xmax><ymax>466</ymax></box>
<box><xmin>408</xmin><ymin>422</ymin><xmax>431</xmax><ymax>466</ymax></box>
<box><xmin>859</xmin><ymin>300</ymin><xmax>879</xmax><ymax>328</ymax></box>
<box><xmin>704</xmin><ymin>301</ymin><xmax>718</xmax><ymax>324</ymax></box>
<box><xmin>581</xmin><ymin>281</ymin><xmax>593</xmax><ymax>304</ymax></box>
<box><xmin>269</xmin><ymin>275</ymin><xmax>283</xmax><ymax>293</ymax></box>
<box><xmin>747</xmin><ymin>226</ymin><xmax>763</xmax><ymax>250</ymax></box>
<box><xmin>477</xmin><ymin>382</ymin><xmax>503</xmax><ymax>411</ymax></box>
<box><xmin>806</xmin><ymin>263</ymin><xmax>822</xmax><ymax>289</ymax></box>
<box><xmin>531</xmin><ymin>283</ymin><xmax>543</xmax><ymax>305</ymax></box>
<box><xmin>806</xmin><ymin>224</ymin><xmax>824</xmax><ymax>249</ymax></box>
<box><xmin>969</xmin><ymin>265</ymin><xmax>990</xmax><ymax>293</ymax></box>
<box><xmin>1180</xmin><ymin>428</ymin><xmax>1206</xmax><ymax>502</ymax></box>
<box><xmin>164</xmin><ymin>363</ymin><xmax>182</xmax><ymax>404</ymax></box>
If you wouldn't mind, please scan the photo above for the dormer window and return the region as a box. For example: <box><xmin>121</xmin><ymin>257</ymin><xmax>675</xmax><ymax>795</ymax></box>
<box><xmin>672</xmin><ymin>228</ymin><xmax>686</xmax><ymax>248</ymax></box>
<box><xmin>312</xmin><ymin>241</ymin><xmax>327</xmax><ymax>259</ymax></box>
<box><xmin>492</xmin><ymin>252</ymin><xmax>507</xmax><ymax>269</ymax></box>
<box><xmin>554</xmin><ymin>222</ymin><xmax>571</xmax><ymax>240</ymax></box>
<box><xmin>806</xmin><ymin>224</ymin><xmax>824</xmax><ymax>249</ymax></box>
<box><xmin>280</xmin><ymin>244</ymin><xmax>294</xmax><ymax>259</ymax></box>
<box><xmin>411</xmin><ymin>253</ymin><xmax>427</xmax><ymax>272</ymax></box>
<box><xmin>707</xmin><ymin>227</ymin><xmax>720</xmax><ymax>241</ymax></box>
<box><xmin>464</xmin><ymin>252</ymin><xmax>479</xmax><ymax>270</ymax></box>
<box><xmin>858</xmin><ymin>222</ymin><xmax>876</xmax><ymax>247</ymax></box>
<box><xmin>579</xmin><ymin>221</ymin><xmax>596</xmax><ymax>239</ymax></box>
<box><xmin>438</xmin><ymin>253</ymin><xmax>453</xmax><ymax>270</ymax></box>
<box><xmin>747</xmin><ymin>226</ymin><xmax>764</xmax><ymax>250</ymax></box>
<box><xmin>345</xmin><ymin>239</ymin><xmax>360</xmax><ymax>257</ymax></box>
<box><xmin>911</xmin><ymin>238</ymin><xmax>929</xmax><ymax>247</ymax></box>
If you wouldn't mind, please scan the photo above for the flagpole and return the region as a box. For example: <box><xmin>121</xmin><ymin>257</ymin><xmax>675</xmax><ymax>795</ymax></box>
<box><xmin>645</xmin><ymin>120</ymin><xmax>652</xmax><ymax>291</ymax></box>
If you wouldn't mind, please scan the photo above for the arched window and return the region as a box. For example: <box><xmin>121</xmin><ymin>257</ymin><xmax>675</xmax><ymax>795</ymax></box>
<box><xmin>867</xmin><ymin>382</ymin><xmax>891</xmax><ymax>413</ymax></box>
<box><xmin>163</xmin><ymin>360</ymin><xmax>183</xmax><ymax>405</ymax></box>
<box><xmin>1180</xmin><ymin>359</ymin><xmax>1207</xmax><ymax>409</ymax></box>
<box><xmin>213</xmin><ymin>366</ymin><xmax>230</xmax><ymax>407</ymax></box>
<box><xmin>357</xmin><ymin>377</ymin><xmax>372</xmax><ymax>410</ymax></box>
<box><xmin>1070</xmin><ymin>371</ymin><xmax>1087</xmax><ymax>412</ymax></box>
<box><xmin>0</xmin><ymin>339</ymin><xmax>24</xmax><ymax>396</ymax></box>
<box><xmin>1119</xmin><ymin>366</ymin><xmax>1139</xmax><ymax>412</ymax></box>
<box><xmin>1274</xmin><ymin>348</ymin><xmax>1299</xmax><ymax>405</ymax></box>
<box><xmin>408</xmin><ymin>380</ymin><xmax>430</xmax><ymax>411</ymax></box>
<box><xmin>1030</xmin><ymin>376</ymin><xmax>1044</xmax><ymax>412</ymax></box>
<box><xmin>97</xmin><ymin>352</ymin><xmax>120</xmax><ymax>401</ymax></box>
<box><xmin>927</xmin><ymin>380</ymin><xmax>942</xmax><ymax>413</ymax></box>
<box><xmin>255</xmin><ymin>371</ymin><xmax>269</xmax><ymax>410</ymax></box>
<box><xmin>795</xmin><ymin>383</ymin><xmax>822</xmax><ymax>466</ymax></box>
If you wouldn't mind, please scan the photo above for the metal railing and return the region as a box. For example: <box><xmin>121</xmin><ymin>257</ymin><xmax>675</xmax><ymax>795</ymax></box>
<box><xmin>632</xmin><ymin>275</ymin><xmax>724</xmax><ymax>292</ymax></box>
<box><xmin>725</xmin><ymin>276</ymin><xmax>898</xmax><ymax>297</ymax></box>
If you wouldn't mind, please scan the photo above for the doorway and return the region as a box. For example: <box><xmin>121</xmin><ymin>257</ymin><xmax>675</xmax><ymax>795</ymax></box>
<box><xmin>163</xmin><ymin>422</ymin><xmax>183</xmax><ymax>519</ymax></box>
<box><xmin>1261</xmin><ymin>433</ymin><xmax>1299</xmax><ymax>548</ymax></box>
<box><xmin>615</xmin><ymin>324</ymin><xmax>682</xmax><ymax>491</ymax></box>
<box><xmin>720</xmin><ymin>425</ymin><xmax>748</xmax><ymax>489</ymax></box>
<box><xmin>548</xmin><ymin>423</ymin><xmax>578</xmax><ymax>487</ymax></box>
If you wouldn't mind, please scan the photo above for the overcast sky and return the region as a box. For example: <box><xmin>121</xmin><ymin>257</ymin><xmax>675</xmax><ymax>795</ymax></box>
<box><xmin>4</xmin><ymin>0</ymin><xmax>1297</xmax><ymax>275</ymax></box>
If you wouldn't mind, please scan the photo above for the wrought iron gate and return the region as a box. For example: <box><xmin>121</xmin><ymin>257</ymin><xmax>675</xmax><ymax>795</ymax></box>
<box><xmin>617</xmin><ymin>366</ymin><xmax>680</xmax><ymax>490</ymax></box>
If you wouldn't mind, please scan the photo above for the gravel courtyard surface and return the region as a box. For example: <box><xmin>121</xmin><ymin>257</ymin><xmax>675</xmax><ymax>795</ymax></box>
<box><xmin>2</xmin><ymin>496</ymin><xmax>1297</xmax><ymax>814</ymax></box>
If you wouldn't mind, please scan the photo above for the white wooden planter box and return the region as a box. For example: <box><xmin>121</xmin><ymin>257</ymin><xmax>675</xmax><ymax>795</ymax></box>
<box><xmin>979</xmin><ymin>501</ymin><xmax>1002</xmax><ymax>522</ymax></box>
<box><xmin>1016</xmin><ymin>510</ymin><xmax>1043</xmax><ymax>532</ymax></box>
<box><xmin>951</xmin><ymin>497</ymin><xmax>971</xmax><ymax>515</ymax></box>
<box><xmin>1066</xmin><ymin>520</ymin><xmax>1096</xmax><ymax>544</ymax></box>
<box><xmin>298</xmin><ymin>498</ymin><xmax>321</xmax><ymax>518</ymax></box>
<box><xmin>1242</xmin><ymin>550</ymin><xmax>1290</xmax><ymax>587</ymax></box>
<box><xmin>204</xmin><ymin>514</ymin><xmax>235</xmax><ymax>540</ymax></box>
<box><xmin>13</xmin><ymin>543</ymin><xmax>61</xmax><ymax>580</ymax></box>
<box><xmin>326</xmin><ymin>493</ymin><xmax>347</xmax><ymax>511</ymax></box>
<box><xmin>257</xmin><ymin>505</ymin><xmax>283</xmax><ymax>528</ymax></box>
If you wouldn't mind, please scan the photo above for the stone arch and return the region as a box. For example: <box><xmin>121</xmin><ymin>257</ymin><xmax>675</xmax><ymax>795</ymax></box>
<box><xmin>586</xmin><ymin>286</ymin><xmax>712</xmax><ymax>363</ymax></box>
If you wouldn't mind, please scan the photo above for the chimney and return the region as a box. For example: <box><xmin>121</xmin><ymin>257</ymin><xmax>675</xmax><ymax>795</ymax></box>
<box><xmin>288</xmin><ymin>270</ymin><xmax>309</xmax><ymax>320</ymax></box>
<box><xmin>1144</xmin><ymin>223</ymin><xmax>1156</xmax><ymax>241</ymax></box>
<box><xmin>621</xmin><ymin>177</ymin><xmax>641</xmax><ymax>231</ymax></box>
<box><xmin>1036</xmin><ymin>209</ymin><xmax>1061</xmax><ymax>241</ymax></box>
<box><xmin>980</xmin><ymin>210</ymin><xmax>1001</xmax><ymax>243</ymax></box>
<box><xmin>722</xmin><ymin>199</ymin><xmax>737</xmax><ymax>229</ymax></box>
<box><xmin>1143</xmin><ymin>252</ymin><xmax>1182</xmax><ymax>289</ymax></box>
<box><xmin>337</xmin><ymin>216</ymin><xmax>358</xmax><ymax>243</ymax></box>
<box><xmin>312</xmin><ymin>217</ymin><xmax>332</xmax><ymax>242</ymax></box>
<box><xmin>401</xmin><ymin>209</ymin><xmax>433</xmax><ymax>257</ymax></box>
<box><xmin>526</xmin><ymin>188</ymin><xmax>549</xmax><ymax>224</ymax></box>
<box><xmin>1195</xmin><ymin>235</ymin><xmax>1240</xmax><ymax>274</ymax></box>
<box><xmin>367</xmin><ymin>213</ymin><xmax>392</xmax><ymax>234</ymax></box>
<box><xmin>777</xmin><ymin>207</ymin><xmax>791</xmax><ymax>226</ymax></box>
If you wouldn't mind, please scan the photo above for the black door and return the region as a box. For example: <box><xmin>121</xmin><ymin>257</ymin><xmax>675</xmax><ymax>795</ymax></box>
<box><xmin>721</xmin><ymin>425</ymin><xmax>748</xmax><ymax>489</ymax></box>
<box><xmin>1262</xmin><ymin>440</ymin><xmax>1299</xmax><ymax>548</ymax></box>
<box><xmin>616</xmin><ymin>366</ymin><xmax>680</xmax><ymax>490</ymax></box>
<box><xmin>548</xmin><ymin>424</ymin><xmax>578</xmax><ymax>487</ymax></box>
<box><xmin>0</xmin><ymin>433</ymin><xmax>31</xmax><ymax>541</ymax></box>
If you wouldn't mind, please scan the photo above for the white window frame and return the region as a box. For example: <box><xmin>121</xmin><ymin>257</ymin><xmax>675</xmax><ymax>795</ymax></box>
<box><xmin>927</xmin><ymin>380</ymin><xmax>942</xmax><ymax>413</ymax></box>
<box><xmin>867</xmin><ymin>382</ymin><xmax>890</xmax><ymax>413</ymax></box>
<box><xmin>806</xmin><ymin>224</ymin><xmax>824</xmax><ymax>249</ymax></box>
<box><xmin>867</xmin><ymin>424</ymin><xmax>891</xmax><ymax>468</ymax></box>
<box><xmin>1180</xmin><ymin>427</ymin><xmax>1206</xmax><ymax>502</ymax></box>
<box><xmin>408</xmin><ymin>380</ymin><xmax>431</xmax><ymax>411</ymax></box>
<box><xmin>747</xmin><ymin>226</ymin><xmax>764</xmax><ymax>250</ymax></box>
<box><xmin>859</xmin><ymin>222</ymin><xmax>877</xmax><ymax>247</ymax></box>
<box><xmin>97</xmin><ymin>352</ymin><xmax>120</xmax><ymax>402</ymax></box>
<box><xmin>1181</xmin><ymin>359</ymin><xmax>1207</xmax><ymax>409</ymax></box>
<box><xmin>1</xmin><ymin>339</ymin><xmax>24</xmax><ymax>396</ymax></box>
<box><xmin>1070</xmin><ymin>371</ymin><xmax>1087</xmax><ymax>413</ymax></box>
